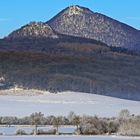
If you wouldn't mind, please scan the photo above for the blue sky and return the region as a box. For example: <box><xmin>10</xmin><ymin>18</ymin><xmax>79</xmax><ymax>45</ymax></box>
<box><xmin>0</xmin><ymin>0</ymin><xmax>140</xmax><ymax>38</ymax></box>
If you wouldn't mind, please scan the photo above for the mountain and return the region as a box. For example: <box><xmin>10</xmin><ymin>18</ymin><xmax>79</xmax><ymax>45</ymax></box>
<box><xmin>5</xmin><ymin>5</ymin><xmax>140</xmax><ymax>51</ymax></box>
<box><xmin>7</xmin><ymin>22</ymin><xmax>58</xmax><ymax>39</ymax></box>
<box><xmin>0</xmin><ymin>5</ymin><xmax>140</xmax><ymax>100</ymax></box>
<box><xmin>48</xmin><ymin>5</ymin><xmax>140</xmax><ymax>50</ymax></box>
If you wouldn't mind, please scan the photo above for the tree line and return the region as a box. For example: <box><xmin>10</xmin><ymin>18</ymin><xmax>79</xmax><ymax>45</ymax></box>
<box><xmin>0</xmin><ymin>109</ymin><xmax>140</xmax><ymax>136</ymax></box>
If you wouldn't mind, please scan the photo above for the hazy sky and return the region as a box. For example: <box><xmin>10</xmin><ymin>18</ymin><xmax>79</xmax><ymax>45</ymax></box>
<box><xmin>0</xmin><ymin>0</ymin><xmax>140</xmax><ymax>38</ymax></box>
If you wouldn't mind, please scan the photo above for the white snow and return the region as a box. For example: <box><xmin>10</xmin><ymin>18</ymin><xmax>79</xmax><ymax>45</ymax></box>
<box><xmin>0</xmin><ymin>135</ymin><xmax>140</xmax><ymax>140</ymax></box>
<box><xmin>0</xmin><ymin>91</ymin><xmax>139</xmax><ymax>117</ymax></box>
<box><xmin>67</xmin><ymin>6</ymin><xmax>83</xmax><ymax>16</ymax></box>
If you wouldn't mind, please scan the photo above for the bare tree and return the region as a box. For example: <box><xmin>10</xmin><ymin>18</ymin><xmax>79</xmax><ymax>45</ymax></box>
<box><xmin>119</xmin><ymin>109</ymin><xmax>130</xmax><ymax>120</ymax></box>
<box><xmin>30</xmin><ymin>112</ymin><xmax>44</xmax><ymax>135</ymax></box>
<box><xmin>52</xmin><ymin>116</ymin><xmax>63</xmax><ymax>135</ymax></box>
<box><xmin>72</xmin><ymin>115</ymin><xmax>81</xmax><ymax>134</ymax></box>
<box><xmin>67</xmin><ymin>111</ymin><xmax>75</xmax><ymax>124</ymax></box>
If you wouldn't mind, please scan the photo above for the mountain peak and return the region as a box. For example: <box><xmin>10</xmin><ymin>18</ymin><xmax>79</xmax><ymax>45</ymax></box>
<box><xmin>62</xmin><ymin>5</ymin><xmax>93</xmax><ymax>16</ymax></box>
<box><xmin>7</xmin><ymin>22</ymin><xmax>58</xmax><ymax>39</ymax></box>
<box><xmin>66</xmin><ymin>5</ymin><xmax>84</xmax><ymax>15</ymax></box>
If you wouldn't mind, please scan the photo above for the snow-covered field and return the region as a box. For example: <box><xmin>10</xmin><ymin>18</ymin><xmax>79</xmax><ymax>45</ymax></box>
<box><xmin>0</xmin><ymin>135</ymin><xmax>140</xmax><ymax>140</ymax></box>
<box><xmin>0</xmin><ymin>90</ymin><xmax>140</xmax><ymax>117</ymax></box>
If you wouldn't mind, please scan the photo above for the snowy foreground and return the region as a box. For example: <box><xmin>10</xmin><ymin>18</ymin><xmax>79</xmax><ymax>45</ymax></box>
<box><xmin>0</xmin><ymin>90</ymin><xmax>140</xmax><ymax>117</ymax></box>
<box><xmin>0</xmin><ymin>135</ymin><xmax>140</xmax><ymax>140</ymax></box>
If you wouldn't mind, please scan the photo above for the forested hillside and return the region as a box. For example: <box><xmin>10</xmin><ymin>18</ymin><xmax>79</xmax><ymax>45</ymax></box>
<box><xmin>0</xmin><ymin>39</ymin><xmax>140</xmax><ymax>100</ymax></box>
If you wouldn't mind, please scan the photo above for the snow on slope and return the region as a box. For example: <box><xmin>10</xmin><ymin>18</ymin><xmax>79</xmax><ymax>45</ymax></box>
<box><xmin>0</xmin><ymin>91</ymin><xmax>139</xmax><ymax>117</ymax></box>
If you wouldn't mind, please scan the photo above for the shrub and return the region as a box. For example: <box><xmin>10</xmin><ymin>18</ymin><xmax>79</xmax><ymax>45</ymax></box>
<box><xmin>107</xmin><ymin>120</ymin><xmax>119</xmax><ymax>134</ymax></box>
<box><xmin>16</xmin><ymin>129</ymin><xmax>27</xmax><ymax>135</ymax></box>
<box><xmin>118</xmin><ymin>117</ymin><xmax>140</xmax><ymax>136</ymax></box>
<box><xmin>37</xmin><ymin>129</ymin><xmax>56</xmax><ymax>135</ymax></box>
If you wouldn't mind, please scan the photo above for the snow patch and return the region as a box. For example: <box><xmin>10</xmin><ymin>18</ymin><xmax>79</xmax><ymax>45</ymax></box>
<box><xmin>67</xmin><ymin>5</ymin><xmax>84</xmax><ymax>16</ymax></box>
